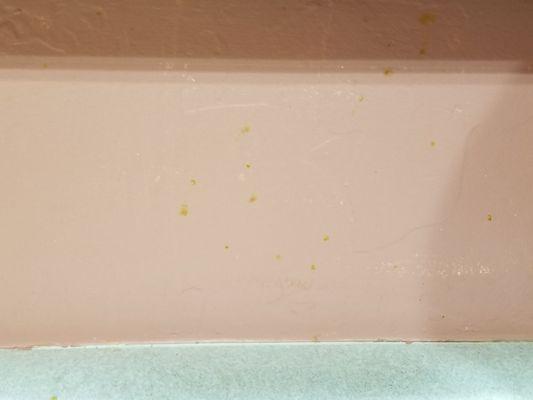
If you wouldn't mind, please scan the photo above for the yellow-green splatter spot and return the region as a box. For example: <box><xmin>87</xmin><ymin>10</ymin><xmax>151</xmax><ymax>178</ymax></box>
<box><xmin>310</xmin><ymin>264</ymin><xmax>317</xmax><ymax>271</ymax></box>
<box><xmin>179</xmin><ymin>204</ymin><xmax>189</xmax><ymax>216</ymax></box>
<box><xmin>190</xmin><ymin>178</ymin><xmax>197</xmax><ymax>185</ymax></box>
<box><xmin>357</xmin><ymin>95</ymin><xmax>365</xmax><ymax>102</ymax></box>
<box><xmin>275</xmin><ymin>254</ymin><xmax>282</xmax><ymax>261</ymax></box>
<box><xmin>487</xmin><ymin>213</ymin><xmax>493</xmax><ymax>222</ymax></box>
<box><xmin>430</xmin><ymin>140</ymin><xmax>436</xmax><ymax>147</ymax></box>
<box><xmin>419</xmin><ymin>13</ymin><xmax>437</xmax><ymax>25</ymax></box>
<box><xmin>245</xmin><ymin>163</ymin><xmax>252</xmax><ymax>169</ymax></box>
<box><xmin>323</xmin><ymin>234</ymin><xmax>330</xmax><ymax>242</ymax></box>
<box><xmin>419</xmin><ymin>48</ymin><xmax>427</xmax><ymax>55</ymax></box>
<box><xmin>224</xmin><ymin>245</ymin><xmax>230</xmax><ymax>250</ymax></box>
<box><xmin>50</xmin><ymin>397</ymin><xmax>58</xmax><ymax>400</ymax></box>
<box><xmin>249</xmin><ymin>193</ymin><xmax>258</xmax><ymax>203</ymax></box>
<box><xmin>241</xmin><ymin>124</ymin><xmax>251</xmax><ymax>135</ymax></box>
<box><xmin>383</xmin><ymin>67</ymin><xmax>393</xmax><ymax>76</ymax></box>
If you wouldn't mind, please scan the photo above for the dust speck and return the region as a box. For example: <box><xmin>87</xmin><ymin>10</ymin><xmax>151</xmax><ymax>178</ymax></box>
<box><xmin>383</xmin><ymin>67</ymin><xmax>393</xmax><ymax>76</ymax></box>
<box><xmin>190</xmin><ymin>178</ymin><xmax>197</xmax><ymax>185</ymax></box>
<box><xmin>310</xmin><ymin>264</ymin><xmax>317</xmax><ymax>271</ymax></box>
<box><xmin>249</xmin><ymin>193</ymin><xmax>258</xmax><ymax>203</ymax></box>
<box><xmin>179</xmin><ymin>204</ymin><xmax>189</xmax><ymax>216</ymax></box>
<box><xmin>357</xmin><ymin>95</ymin><xmax>365</xmax><ymax>102</ymax></box>
<box><xmin>275</xmin><ymin>254</ymin><xmax>282</xmax><ymax>261</ymax></box>
<box><xmin>419</xmin><ymin>13</ymin><xmax>437</xmax><ymax>25</ymax></box>
<box><xmin>430</xmin><ymin>140</ymin><xmax>436</xmax><ymax>147</ymax></box>
<box><xmin>441</xmin><ymin>314</ymin><xmax>446</xmax><ymax>319</ymax></box>
<box><xmin>487</xmin><ymin>213</ymin><xmax>493</xmax><ymax>222</ymax></box>
<box><xmin>245</xmin><ymin>163</ymin><xmax>252</xmax><ymax>169</ymax></box>
<box><xmin>323</xmin><ymin>234</ymin><xmax>330</xmax><ymax>242</ymax></box>
<box><xmin>241</xmin><ymin>124</ymin><xmax>251</xmax><ymax>135</ymax></box>
<box><xmin>311</xmin><ymin>335</ymin><xmax>319</xmax><ymax>342</ymax></box>
<box><xmin>419</xmin><ymin>48</ymin><xmax>427</xmax><ymax>55</ymax></box>
<box><xmin>42</xmin><ymin>63</ymin><xmax>48</xmax><ymax>69</ymax></box>
<box><xmin>224</xmin><ymin>245</ymin><xmax>230</xmax><ymax>250</ymax></box>
<box><xmin>96</xmin><ymin>9</ymin><xmax>103</xmax><ymax>16</ymax></box>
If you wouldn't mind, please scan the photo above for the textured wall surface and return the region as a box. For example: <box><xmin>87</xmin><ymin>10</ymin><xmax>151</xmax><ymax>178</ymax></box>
<box><xmin>0</xmin><ymin>0</ymin><xmax>532</xmax><ymax>61</ymax></box>
<box><xmin>0</xmin><ymin>1</ymin><xmax>532</xmax><ymax>347</ymax></box>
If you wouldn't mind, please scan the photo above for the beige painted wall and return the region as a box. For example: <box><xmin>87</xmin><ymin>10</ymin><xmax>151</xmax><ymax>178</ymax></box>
<box><xmin>0</xmin><ymin>0</ymin><xmax>532</xmax><ymax>347</ymax></box>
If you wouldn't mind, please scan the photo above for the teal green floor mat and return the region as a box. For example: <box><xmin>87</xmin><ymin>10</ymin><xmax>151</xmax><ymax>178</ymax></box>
<box><xmin>1</xmin><ymin>342</ymin><xmax>532</xmax><ymax>399</ymax></box>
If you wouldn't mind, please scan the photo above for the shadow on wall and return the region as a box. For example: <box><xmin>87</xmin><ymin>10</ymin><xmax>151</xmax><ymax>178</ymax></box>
<box><xmin>0</xmin><ymin>0</ymin><xmax>532</xmax><ymax>72</ymax></box>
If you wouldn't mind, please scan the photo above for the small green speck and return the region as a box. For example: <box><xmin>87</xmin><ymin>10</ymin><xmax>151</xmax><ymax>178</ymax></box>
<box><xmin>357</xmin><ymin>95</ymin><xmax>365</xmax><ymax>102</ymax></box>
<box><xmin>275</xmin><ymin>254</ymin><xmax>282</xmax><ymax>261</ymax></box>
<box><xmin>310</xmin><ymin>264</ymin><xmax>317</xmax><ymax>271</ymax></box>
<box><xmin>245</xmin><ymin>163</ymin><xmax>252</xmax><ymax>169</ymax></box>
<box><xmin>323</xmin><ymin>234</ymin><xmax>330</xmax><ymax>242</ymax></box>
<box><xmin>249</xmin><ymin>193</ymin><xmax>258</xmax><ymax>203</ymax></box>
<box><xmin>241</xmin><ymin>124</ymin><xmax>251</xmax><ymax>135</ymax></box>
<box><xmin>419</xmin><ymin>13</ymin><xmax>437</xmax><ymax>25</ymax></box>
<box><xmin>190</xmin><ymin>178</ymin><xmax>197</xmax><ymax>185</ymax></box>
<box><xmin>430</xmin><ymin>140</ymin><xmax>436</xmax><ymax>147</ymax></box>
<box><xmin>179</xmin><ymin>204</ymin><xmax>189</xmax><ymax>216</ymax></box>
<box><xmin>487</xmin><ymin>213</ymin><xmax>493</xmax><ymax>222</ymax></box>
<box><xmin>224</xmin><ymin>245</ymin><xmax>230</xmax><ymax>250</ymax></box>
<box><xmin>50</xmin><ymin>397</ymin><xmax>58</xmax><ymax>400</ymax></box>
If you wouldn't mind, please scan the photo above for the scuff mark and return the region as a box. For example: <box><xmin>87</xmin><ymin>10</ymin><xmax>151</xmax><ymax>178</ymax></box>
<box><xmin>309</xmin><ymin>136</ymin><xmax>341</xmax><ymax>153</ymax></box>
<box><xmin>184</xmin><ymin>103</ymin><xmax>274</xmax><ymax>114</ymax></box>
<box><xmin>177</xmin><ymin>286</ymin><xmax>202</xmax><ymax>296</ymax></box>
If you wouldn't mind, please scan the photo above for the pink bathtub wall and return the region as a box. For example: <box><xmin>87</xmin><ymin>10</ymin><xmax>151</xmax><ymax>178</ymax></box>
<box><xmin>0</xmin><ymin>0</ymin><xmax>532</xmax><ymax>347</ymax></box>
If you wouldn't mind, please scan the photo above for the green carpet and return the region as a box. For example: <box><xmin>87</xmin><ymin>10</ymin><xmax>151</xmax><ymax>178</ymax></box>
<box><xmin>1</xmin><ymin>342</ymin><xmax>532</xmax><ymax>399</ymax></box>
